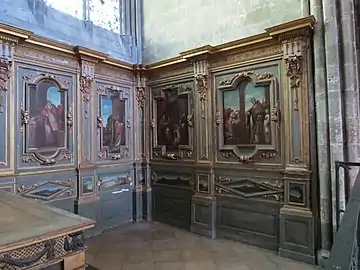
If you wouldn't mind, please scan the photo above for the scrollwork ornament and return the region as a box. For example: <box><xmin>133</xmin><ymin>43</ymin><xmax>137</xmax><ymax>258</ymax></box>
<box><xmin>195</xmin><ymin>74</ymin><xmax>207</xmax><ymax>101</ymax></box>
<box><xmin>80</xmin><ymin>76</ymin><xmax>93</xmax><ymax>102</ymax></box>
<box><xmin>285</xmin><ymin>56</ymin><xmax>302</xmax><ymax>111</ymax></box>
<box><xmin>270</xmin><ymin>101</ymin><xmax>281</xmax><ymax>128</ymax></box>
<box><xmin>136</xmin><ymin>86</ymin><xmax>145</xmax><ymax>108</ymax></box>
<box><xmin>20</xmin><ymin>102</ymin><xmax>29</xmax><ymax>133</ymax></box>
<box><xmin>97</xmin><ymin>115</ymin><xmax>103</xmax><ymax>129</ymax></box>
<box><xmin>0</xmin><ymin>59</ymin><xmax>11</xmax><ymax>113</ymax></box>
<box><xmin>67</xmin><ymin>108</ymin><xmax>73</xmax><ymax>129</ymax></box>
<box><xmin>215</xmin><ymin>110</ymin><xmax>221</xmax><ymax>125</ymax></box>
<box><xmin>80</xmin><ymin>76</ymin><xmax>93</xmax><ymax>119</ymax></box>
<box><xmin>187</xmin><ymin>111</ymin><xmax>194</xmax><ymax>127</ymax></box>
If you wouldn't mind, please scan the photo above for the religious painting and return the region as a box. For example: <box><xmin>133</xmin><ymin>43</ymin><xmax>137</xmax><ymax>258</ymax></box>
<box><xmin>223</xmin><ymin>81</ymin><xmax>271</xmax><ymax>145</ymax></box>
<box><xmin>81</xmin><ymin>176</ymin><xmax>94</xmax><ymax>195</ymax></box>
<box><xmin>100</xmin><ymin>174</ymin><xmax>129</xmax><ymax>189</ymax></box>
<box><xmin>156</xmin><ymin>89</ymin><xmax>189</xmax><ymax>150</ymax></box>
<box><xmin>99</xmin><ymin>90</ymin><xmax>126</xmax><ymax>154</ymax></box>
<box><xmin>25</xmin><ymin>182</ymin><xmax>68</xmax><ymax>199</ymax></box>
<box><xmin>28</xmin><ymin>80</ymin><xmax>66</xmax><ymax>156</ymax></box>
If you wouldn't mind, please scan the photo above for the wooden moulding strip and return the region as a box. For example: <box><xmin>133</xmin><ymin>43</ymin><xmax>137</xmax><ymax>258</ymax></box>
<box><xmin>0</xmin><ymin>15</ymin><xmax>316</xmax><ymax>71</ymax></box>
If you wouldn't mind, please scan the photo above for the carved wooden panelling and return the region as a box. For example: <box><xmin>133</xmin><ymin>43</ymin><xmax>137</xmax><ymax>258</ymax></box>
<box><xmin>150</xmin><ymin>82</ymin><xmax>195</xmax><ymax>161</ymax></box>
<box><xmin>15</xmin><ymin>64</ymin><xmax>76</xmax><ymax>169</ymax></box>
<box><xmin>214</xmin><ymin>65</ymin><xmax>282</xmax><ymax>166</ymax></box>
<box><xmin>95</xmin><ymin>64</ymin><xmax>134</xmax><ymax>83</ymax></box>
<box><xmin>15</xmin><ymin>45</ymin><xmax>78</xmax><ymax>70</ymax></box>
<box><xmin>0</xmin><ymin>57</ymin><xmax>12</xmax><ymax>171</ymax></box>
<box><xmin>16</xmin><ymin>173</ymin><xmax>76</xmax><ymax>201</ymax></box>
<box><xmin>95</xmin><ymin>81</ymin><xmax>132</xmax><ymax>162</ymax></box>
<box><xmin>215</xmin><ymin>175</ymin><xmax>284</xmax><ymax>202</ymax></box>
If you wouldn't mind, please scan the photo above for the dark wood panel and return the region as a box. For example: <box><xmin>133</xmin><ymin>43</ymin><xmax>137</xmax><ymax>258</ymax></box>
<box><xmin>153</xmin><ymin>185</ymin><xmax>192</xmax><ymax>230</ymax></box>
<box><xmin>216</xmin><ymin>195</ymin><xmax>281</xmax><ymax>250</ymax></box>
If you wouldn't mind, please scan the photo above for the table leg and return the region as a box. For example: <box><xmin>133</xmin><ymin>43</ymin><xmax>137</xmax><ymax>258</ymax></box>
<box><xmin>63</xmin><ymin>251</ymin><xmax>86</xmax><ymax>270</ymax></box>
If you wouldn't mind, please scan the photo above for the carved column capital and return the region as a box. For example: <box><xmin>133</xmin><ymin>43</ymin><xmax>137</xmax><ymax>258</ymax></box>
<box><xmin>282</xmin><ymin>36</ymin><xmax>309</xmax><ymax>111</ymax></box>
<box><xmin>193</xmin><ymin>60</ymin><xmax>209</xmax><ymax>101</ymax></box>
<box><xmin>79</xmin><ymin>61</ymin><xmax>95</xmax><ymax>101</ymax></box>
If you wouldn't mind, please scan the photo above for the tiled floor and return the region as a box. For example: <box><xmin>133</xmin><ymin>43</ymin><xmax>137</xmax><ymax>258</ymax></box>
<box><xmin>86</xmin><ymin>222</ymin><xmax>318</xmax><ymax>270</ymax></box>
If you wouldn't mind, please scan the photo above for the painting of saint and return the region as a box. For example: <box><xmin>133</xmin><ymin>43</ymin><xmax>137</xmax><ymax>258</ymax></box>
<box><xmin>82</xmin><ymin>177</ymin><xmax>94</xmax><ymax>194</ymax></box>
<box><xmin>156</xmin><ymin>90</ymin><xmax>189</xmax><ymax>149</ymax></box>
<box><xmin>101</xmin><ymin>93</ymin><xmax>126</xmax><ymax>153</ymax></box>
<box><xmin>244</xmin><ymin>82</ymin><xmax>271</xmax><ymax>144</ymax></box>
<box><xmin>222</xmin><ymin>81</ymin><xmax>271</xmax><ymax>145</ymax></box>
<box><xmin>28</xmin><ymin>81</ymin><xmax>66</xmax><ymax>155</ymax></box>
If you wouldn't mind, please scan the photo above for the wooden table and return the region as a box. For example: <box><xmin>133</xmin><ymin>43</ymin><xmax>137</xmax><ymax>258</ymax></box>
<box><xmin>0</xmin><ymin>191</ymin><xmax>95</xmax><ymax>270</ymax></box>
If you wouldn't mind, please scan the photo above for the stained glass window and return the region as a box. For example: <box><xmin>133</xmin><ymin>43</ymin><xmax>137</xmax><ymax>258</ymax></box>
<box><xmin>44</xmin><ymin>0</ymin><xmax>84</xmax><ymax>20</ymax></box>
<box><xmin>89</xmin><ymin>0</ymin><xmax>121</xmax><ymax>34</ymax></box>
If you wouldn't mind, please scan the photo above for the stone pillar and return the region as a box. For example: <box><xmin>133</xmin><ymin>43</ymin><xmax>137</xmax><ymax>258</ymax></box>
<box><xmin>278</xmin><ymin>33</ymin><xmax>316</xmax><ymax>264</ymax></box>
<box><xmin>189</xmin><ymin>58</ymin><xmax>216</xmax><ymax>239</ymax></box>
<box><xmin>309</xmin><ymin>0</ymin><xmax>333</xmax><ymax>264</ymax></box>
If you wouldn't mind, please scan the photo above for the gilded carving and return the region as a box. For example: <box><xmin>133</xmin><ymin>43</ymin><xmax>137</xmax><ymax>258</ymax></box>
<box><xmin>97</xmin><ymin>115</ymin><xmax>103</xmax><ymax>129</ymax></box>
<box><xmin>215</xmin><ymin>177</ymin><xmax>284</xmax><ymax>202</ymax></box>
<box><xmin>270</xmin><ymin>101</ymin><xmax>281</xmax><ymax>128</ymax></box>
<box><xmin>67</xmin><ymin>108</ymin><xmax>73</xmax><ymax>129</ymax></box>
<box><xmin>215</xmin><ymin>110</ymin><xmax>221</xmax><ymax>125</ymax></box>
<box><xmin>219</xmin><ymin>71</ymin><xmax>273</xmax><ymax>86</ymax></box>
<box><xmin>195</xmin><ymin>74</ymin><xmax>207</xmax><ymax>101</ymax></box>
<box><xmin>220</xmin><ymin>149</ymin><xmax>277</xmax><ymax>163</ymax></box>
<box><xmin>285</xmin><ymin>56</ymin><xmax>302</xmax><ymax>111</ymax></box>
<box><xmin>80</xmin><ymin>76</ymin><xmax>93</xmax><ymax>102</ymax></box>
<box><xmin>20</xmin><ymin>102</ymin><xmax>29</xmax><ymax>133</ymax></box>
<box><xmin>0</xmin><ymin>58</ymin><xmax>11</xmax><ymax>112</ymax></box>
<box><xmin>0</xmin><ymin>59</ymin><xmax>11</xmax><ymax>92</ymax></box>
<box><xmin>22</xmin><ymin>154</ymin><xmax>56</xmax><ymax>166</ymax></box>
<box><xmin>136</xmin><ymin>87</ymin><xmax>146</xmax><ymax>108</ymax></box>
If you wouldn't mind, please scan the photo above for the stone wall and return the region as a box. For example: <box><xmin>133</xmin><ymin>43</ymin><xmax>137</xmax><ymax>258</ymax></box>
<box><xmin>142</xmin><ymin>0</ymin><xmax>310</xmax><ymax>63</ymax></box>
<box><xmin>0</xmin><ymin>0</ymin><xmax>141</xmax><ymax>63</ymax></box>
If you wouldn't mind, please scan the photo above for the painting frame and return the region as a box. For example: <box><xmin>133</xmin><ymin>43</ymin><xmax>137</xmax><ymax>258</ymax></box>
<box><xmin>216</xmin><ymin>69</ymin><xmax>281</xmax><ymax>162</ymax></box>
<box><xmin>99</xmin><ymin>173</ymin><xmax>131</xmax><ymax>189</ymax></box>
<box><xmin>151</xmin><ymin>83</ymin><xmax>194</xmax><ymax>160</ymax></box>
<box><xmin>81</xmin><ymin>176</ymin><xmax>95</xmax><ymax>196</ymax></box>
<box><xmin>287</xmin><ymin>181</ymin><xmax>307</xmax><ymax>207</ymax></box>
<box><xmin>197</xmin><ymin>174</ymin><xmax>210</xmax><ymax>194</ymax></box>
<box><xmin>20</xmin><ymin>181</ymin><xmax>71</xmax><ymax>201</ymax></box>
<box><xmin>19</xmin><ymin>70</ymin><xmax>74</xmax><ymax>167</ymax></box>
<box><xmin>96</xmin><ymin>82</ymin><xmax>130</xmax><ymax>161</ymax></box>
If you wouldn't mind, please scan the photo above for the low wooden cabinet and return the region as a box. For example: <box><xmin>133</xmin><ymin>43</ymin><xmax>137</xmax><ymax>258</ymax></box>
<box><xmin>0</xmin><ymin>191</ymin><xmax>95</xmax><ymax>270</ymax></box>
